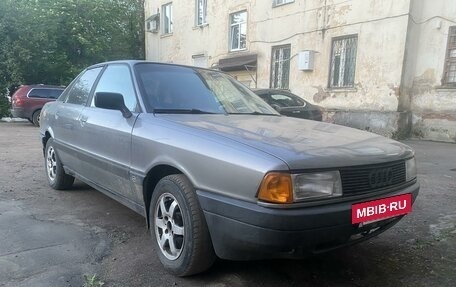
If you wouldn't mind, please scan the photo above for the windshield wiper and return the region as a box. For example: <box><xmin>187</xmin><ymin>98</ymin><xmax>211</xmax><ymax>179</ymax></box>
<box><xmin>153</xmin><ymin>108</ymin><xmax>218</xmax><ymax>114</ymax></box>
<box><xmin>228</xmin><ymin>111</ymin><xmax>280</xmax><ymax>116</ymax></box>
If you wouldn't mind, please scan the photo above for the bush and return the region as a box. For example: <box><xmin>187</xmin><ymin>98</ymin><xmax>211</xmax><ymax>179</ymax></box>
<box><xmin>0</xmin><ymin>95</ymin><xmax>11</xmax><ymax>118</ymax></box>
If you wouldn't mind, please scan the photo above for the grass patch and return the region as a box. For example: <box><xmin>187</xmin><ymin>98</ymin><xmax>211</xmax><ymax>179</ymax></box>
<box><xmin>83</xmin><ymin>274</ymin><xmax>105</xmax><ymax>287</ymax></box>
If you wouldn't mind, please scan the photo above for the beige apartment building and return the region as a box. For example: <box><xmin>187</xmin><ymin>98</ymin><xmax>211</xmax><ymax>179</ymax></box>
<box><xmin>145</xmin><ymin>0</ymin><xmax>456</xmax><ymax>142</ymax></box>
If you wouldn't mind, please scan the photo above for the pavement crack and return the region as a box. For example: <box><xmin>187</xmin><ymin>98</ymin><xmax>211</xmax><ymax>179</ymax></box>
<box><xmin>0</xmin><ymin>242</ymin><xmax>66</xmax><ymax>258</ymax></box>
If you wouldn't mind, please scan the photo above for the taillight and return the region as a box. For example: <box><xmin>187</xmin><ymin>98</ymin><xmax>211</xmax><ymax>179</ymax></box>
<box><xmin>13</xmin><ymin>97</ymin><xmax>24</xmax><ymax>107</ymax></box>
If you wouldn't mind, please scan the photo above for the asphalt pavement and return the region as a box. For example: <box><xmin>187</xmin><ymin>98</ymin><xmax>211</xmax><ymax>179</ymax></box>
<box><xmin>0</xmin><ymin>122</ymin><xmax>455</xmax><ymax>287</ymax></box>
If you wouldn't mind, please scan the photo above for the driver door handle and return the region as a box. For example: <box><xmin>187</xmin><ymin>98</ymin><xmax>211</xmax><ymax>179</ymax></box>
<box><xmin>79</xmin><ymin>115</ymin><xmax>88</xmax><ymax>126</ymax></box>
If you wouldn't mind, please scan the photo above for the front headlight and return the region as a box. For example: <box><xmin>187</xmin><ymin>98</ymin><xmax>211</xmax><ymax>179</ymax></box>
<box><xmin>405</xmin><ymin>157</ymin><xmax>417</xmax><ymax>181</ymax></box>
<box><xmin>257</xmin><ymin>171</ymin><xmax>342</xmax><ymax>204</ymax></box>
<box><xmin>292</xmin><ymin>171</ymin><xmax>342</xmax><ymax>201</ymax></box>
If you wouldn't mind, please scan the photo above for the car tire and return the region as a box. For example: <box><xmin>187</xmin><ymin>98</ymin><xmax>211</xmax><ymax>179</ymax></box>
<box><xmin>150</xmin><ymin>174</ymin><xmax>216</xmax><ymax>276</ymax></box>
<box><xmin>32</xmin><ymin>109</ymin><xmax>41</xmax><ymax>127</ymax></box>
<box><xmin>45</xmin><ymin>138</ymin><xmax>75</xmax><ymax>190</ymax></box>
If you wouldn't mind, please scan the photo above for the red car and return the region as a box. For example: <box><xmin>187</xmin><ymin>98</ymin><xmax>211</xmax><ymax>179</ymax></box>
<box><xmin>11</xmin><ymin>85</ymin><xmax>65</xmax><ymax>126</ymax></box>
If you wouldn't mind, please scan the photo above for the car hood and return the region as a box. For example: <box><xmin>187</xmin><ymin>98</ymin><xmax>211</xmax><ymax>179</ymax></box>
<box><xmin>158</xmin><ymin>114</ymin><xmax>413</xmax><ymax>170</ymax></box>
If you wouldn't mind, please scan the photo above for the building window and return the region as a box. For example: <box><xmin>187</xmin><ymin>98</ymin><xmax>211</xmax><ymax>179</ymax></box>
<box><xmin>329</xmin><ymin>35</ymin><xmax>358</xmax><ymax>88</ymax></box>
<box><xmin>196</xmin><ymin>0</ymin><xmax>207</xmax><ymax>26</ymax></box>
<box><xmin>270</xmin><ymin>44</ymin><xmax>291</xmax><ymax>89</ymax></box>
<box><xmin>273</xmin><ymin>0</ymin><xmax>294</xmax><ymax>7</ymax></box>
<box><xmin>162</xmin><ymin>3</ymin><xmax>173</xmax><ymax>34</ymax></box>
<box><xmin>229</xmin><ymin>11</ymin><xmax>247</xmax><ymax>51</ymax></box>
<box><xmin>443</xmin><ymin>26</ymin><xmax>456</xmax><ymax>86</ymax></box>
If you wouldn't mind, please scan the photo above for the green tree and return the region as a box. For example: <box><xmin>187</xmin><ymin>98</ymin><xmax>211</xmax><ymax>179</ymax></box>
<box><xmin>0</xmin><ymin>0</ymin><xmax>145</xmax><ymax>117</ymax></box>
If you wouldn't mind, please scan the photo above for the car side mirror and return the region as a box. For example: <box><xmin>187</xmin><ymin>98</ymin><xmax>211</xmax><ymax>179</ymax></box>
<box><xmin>94</xmin><ymin>92</ymin><xmax>132</xmax><ymax>118</ymax></box>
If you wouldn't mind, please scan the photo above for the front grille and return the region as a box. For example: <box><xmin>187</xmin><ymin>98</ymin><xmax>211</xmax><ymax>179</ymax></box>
<box><xmin>340</xmin><ymin>160</ymin><xmax>406</xmax><ymax>195</ymax></box>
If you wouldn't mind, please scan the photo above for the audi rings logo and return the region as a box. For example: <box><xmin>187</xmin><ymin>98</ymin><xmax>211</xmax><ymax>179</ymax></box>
<box><xmin>369</xmin><ymin>168</ymin><xmax>393</xmax><ymax>188</ymax></box>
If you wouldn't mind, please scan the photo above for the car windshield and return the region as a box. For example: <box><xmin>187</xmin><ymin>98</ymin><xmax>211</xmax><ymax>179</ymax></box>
<box><xmin>135</xmin><ymin>63</ymin><xmax>278</xmax><ymax>115</ymax></box>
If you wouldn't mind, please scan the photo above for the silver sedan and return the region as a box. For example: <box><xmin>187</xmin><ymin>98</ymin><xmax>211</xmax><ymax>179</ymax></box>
<box><xmin>40</xmin><ymin>61</ymin><xmax>419</xmax><ymax>276</ymax></box>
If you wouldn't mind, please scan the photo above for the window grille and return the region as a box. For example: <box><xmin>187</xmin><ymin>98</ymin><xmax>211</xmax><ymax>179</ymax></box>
<box><xmin>329</xmin><ymin>35</ymin><xmax>358</xmax><ymax>88</ymax></box>
<box><xmin>271</xmin><ymin>45</ymin><xmax>291</xmax><ymax>89</ymax></box>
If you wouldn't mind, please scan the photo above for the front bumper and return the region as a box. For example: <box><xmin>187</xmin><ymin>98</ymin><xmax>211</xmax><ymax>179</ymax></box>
<box><xmin>197</xmin><ymin>181</ymin><xmax>419</xmax><ymax>260</ymax></box>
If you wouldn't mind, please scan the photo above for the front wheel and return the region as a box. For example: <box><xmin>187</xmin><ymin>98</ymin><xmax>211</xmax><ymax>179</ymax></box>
<box><xmin>45</xmin><ymin>138</ymin><xmax>74</xmax><ymax>190</ymax></box>
<box><xmin>150</xmin><ymin>174</ymin><xmax>216</xmax><ymax>276</ymax></box>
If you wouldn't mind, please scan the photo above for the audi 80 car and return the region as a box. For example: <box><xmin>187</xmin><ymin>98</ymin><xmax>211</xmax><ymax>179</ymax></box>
<box><xmin>40</xmin><ymin>61</ymin><xmax>419</xmax><ymax>276</ymax></box>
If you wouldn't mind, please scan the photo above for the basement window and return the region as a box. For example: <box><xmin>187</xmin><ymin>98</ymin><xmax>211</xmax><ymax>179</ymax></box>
<box><xmin>443</xmin><ymin>26</ymin><xmax>456</xmax><ymax>86</ymax></box>
<box><xmin>329</xmin><ymin>35</ymin><xmax>358</xmax><ymax>88</ymax></box>
<box><xmin>273</xmin><ymin>0</ymin><xmax>294</xmax><ymax>7</ymax></box>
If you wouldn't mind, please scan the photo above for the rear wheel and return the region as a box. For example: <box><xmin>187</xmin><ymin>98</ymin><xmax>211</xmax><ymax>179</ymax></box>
<box><xmin>150</xmin><ymin>174</ymin><xmax>215</xmax><ymax>276</ymax></box>
<box><xmin>32</xmin><ymin>109</ymin><xmax>41</xmax><ymax>126</ymax></box>
<box><xmin>45</xmin><ymin>138</ymin><xmax>74</xmax><ymax>190</ymax></box>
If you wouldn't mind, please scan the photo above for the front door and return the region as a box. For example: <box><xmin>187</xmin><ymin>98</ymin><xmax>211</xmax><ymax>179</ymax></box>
<box><xmin>76</xmin><ymin>64</ymin><xmax>141</xmax><ymax>204</ymax></box>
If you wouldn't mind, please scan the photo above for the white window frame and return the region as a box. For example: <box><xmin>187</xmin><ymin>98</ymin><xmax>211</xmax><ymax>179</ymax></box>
<box><xmin>162</xmin><ymin>2</ymin><xmax>173</xmax><ymax>35</ymax></box>
<box><xmin>195</xmin><ymin>0</ymin><xmax>207</xmax><ymax>26</ymax></box>
<box><xmin>273</xmin><ymin>0</ymin><xmax>294</xmax><ymax>7</ymax></box>
<box><xmin>229</xmin><ymin>11</ymin><xmax>247</xmax><ymax>52</ymax></box>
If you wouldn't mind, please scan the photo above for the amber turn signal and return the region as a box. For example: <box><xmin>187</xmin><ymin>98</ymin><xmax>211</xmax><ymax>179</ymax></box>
<box><xmin>258</xmin><ymin>173</ymin><xmax>293</xmax><ymax>204</ymax></box>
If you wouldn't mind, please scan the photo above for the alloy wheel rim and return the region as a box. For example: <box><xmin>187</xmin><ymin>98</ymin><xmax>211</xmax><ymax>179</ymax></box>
<box><xmin>46</xmin><ymin>146</ymin><xmax>57</xmax><ymax>181</ymax></box>
<box><xmin>154</xmin><ymin>193</ymin><xmax>185</xmax><ymax>260</ymax></box>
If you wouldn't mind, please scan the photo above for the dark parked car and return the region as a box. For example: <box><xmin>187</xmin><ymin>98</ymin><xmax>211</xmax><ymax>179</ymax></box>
<box><xmin>40</xmin><ymin>61</ymin><xmax>419</xmax><ymax>276</ymax></box>
<box><xmin>11</xmin><ymin>84</ymin><xmax>64</xmax><ymax>126</ymax></box>
<box><xmin>253</xmin><ymin>89</ymin><xmax>323</xmax><ymax>121</ymax></box>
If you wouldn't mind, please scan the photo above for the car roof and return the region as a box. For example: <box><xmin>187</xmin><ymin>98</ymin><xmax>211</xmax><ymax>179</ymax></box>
<box><xmin>87</xmin><ymin>60</ymin><xmax>219</xmax><ymax>73</ymax></box>
<box><xmin>251</xmin><ymin>88</ymin><xmax>293</xmax><ymax>94</ymax></box>
<box><xmin>19</xmin><ymin>84</ymin><xmax>65</xmax><ymax>90</ymax></box>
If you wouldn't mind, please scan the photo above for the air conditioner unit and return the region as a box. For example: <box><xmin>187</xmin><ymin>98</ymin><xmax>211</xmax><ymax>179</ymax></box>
<box><xmin>146</xmin><ymin>14</ymin><xmax>159</xmax><ymax>33</ymax></box>
<box><xmin>298</xmin><ymin>50</ymin><xmax>315</xmax><ymax>71</ymax></box>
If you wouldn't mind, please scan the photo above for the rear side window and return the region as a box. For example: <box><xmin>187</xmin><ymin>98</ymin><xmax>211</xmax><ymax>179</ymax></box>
<box><xmin>66</xmin><ymin>67</ymin><xmax>103</xmax><ymax>105</ymax></box>
<box><xmin>28</xmin><ymin>88</ymin><xmax>64</xmax><ymax>99</ymax></box>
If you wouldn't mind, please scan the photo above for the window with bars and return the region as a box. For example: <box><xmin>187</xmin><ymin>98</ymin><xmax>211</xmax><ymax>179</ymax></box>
<box><xmin>329</xmin><ymin>35</ymin><xmax>358</xmax><ymax>88</ymax></box>
<box><xmin>229</xmin><ymin>11</ymin><xmax>247</xmax><ymax>51</ymax></box>
<box><xmin>270</xmin><ymin>45</ymin><xmax>291</xmax><ymax>89</ymax></box>
<box><xmin>443</xmin><ymin>26</ymin><xmax>456</xmax><ymax>86</ymax></box>
<box><xmin>196</xmin><ymin>0</ymin><xmax>207</xmax><ymax>26</ymax></box>
<box><xmin>162</xmin><ymin>3</ymin><xmax>173</xmax><ymax>34</ymax></box>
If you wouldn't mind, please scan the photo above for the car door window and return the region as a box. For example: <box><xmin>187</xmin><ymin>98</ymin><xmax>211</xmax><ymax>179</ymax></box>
<box><xmin>28</xmin><ymin>89</ymin><xmax>48</xmax><ymax>98</ymax></box>
<box><xmin>92</xmin><ymin>64</ymin><xmax>138</xmax><ymax>111</ymax></box>
<box><xmin>66</xmin><ymin>67</ymin><xmax>103</xmax><ymax>105</ymax></box>
<box><xmin>270</xmin><ymin>93</ymin><xmax>304</xmax><ymax>107</ymax></box>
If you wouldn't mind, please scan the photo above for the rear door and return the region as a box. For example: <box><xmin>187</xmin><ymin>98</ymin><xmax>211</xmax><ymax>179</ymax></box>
<box><xmin>76</xmin><ymin>64</ymin><xmax>141</xmax><ymax>204</ymax></box>
<box><xmin>27</xmin><ymin>88</ymin><xmax>63</xmax><ymax>117</ymax></box>
<box><xmin>52</xmin><ymin>67</ymin><xmax>103</xmax><ymax>170</ymax></box>
<box><xmin>27</xmin><ymin>88</ymin><xmax>49</xmax><ymax>115</ymax></box>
